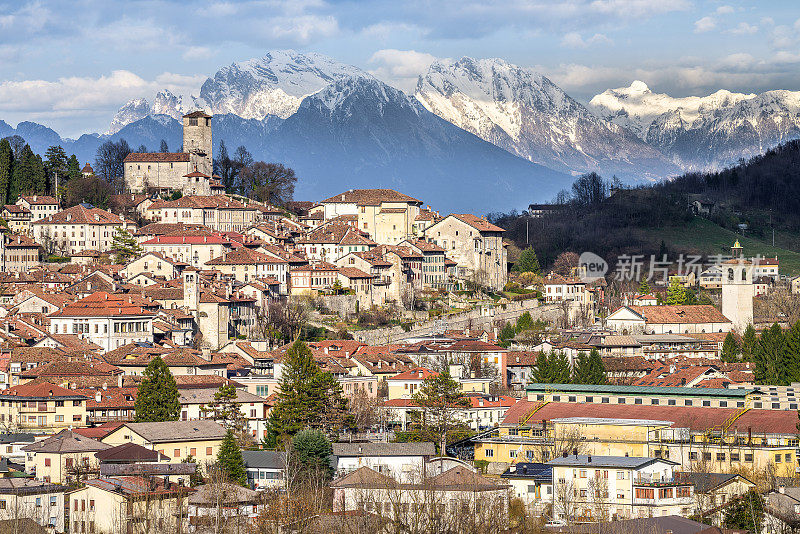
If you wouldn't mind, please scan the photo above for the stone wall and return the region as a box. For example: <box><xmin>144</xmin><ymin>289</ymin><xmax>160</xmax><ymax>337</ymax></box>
<box><xmin>353</xmin><ymin>299</ymin><xmax>564</xmax><ymax>345</ymax></box>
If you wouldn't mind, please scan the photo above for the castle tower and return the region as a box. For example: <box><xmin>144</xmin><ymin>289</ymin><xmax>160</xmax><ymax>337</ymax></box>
<box><xmin>182</xmin><ymin>111</ymin><xmax>213</xmax><ymax>178</ymax></box>
<box><xmin>182</xmin><ymin>267</ymin><xmax>200</xmax><ymax>314</ymax></box>
<box><xmin>721</xmin><ymin>242</ymin><xmax>754</xmax><ymax>332</ymax></box>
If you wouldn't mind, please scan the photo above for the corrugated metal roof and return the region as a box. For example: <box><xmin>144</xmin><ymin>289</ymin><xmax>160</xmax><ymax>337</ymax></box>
<box><xmin>525</xmin><ymin>383</ymin><xmax>754</xmax><ymax>398</ymax></box>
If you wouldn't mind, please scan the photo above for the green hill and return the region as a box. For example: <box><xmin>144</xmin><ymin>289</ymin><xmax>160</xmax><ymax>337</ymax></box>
<box><xmin>640</xmin><ymin>217</ymin><xmax>800</xmax><ymax>276</ymax></box>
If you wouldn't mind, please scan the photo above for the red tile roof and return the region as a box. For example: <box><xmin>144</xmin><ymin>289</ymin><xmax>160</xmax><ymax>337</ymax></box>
<box><xmin>388</xmin><ymin>367</ymin><xmax>439</xmax><ymax>381</ymax></box>
<box><xmin>51</xmin><ymin>292</ymin><xmax>156</xmax><ymax>318</ymax></box>
<box><xmin>626</xmin><ymin>305</ymin><xmax>731</xmax><ymax>325</ymax></box>
<box><xmin>321</xmin><ymin>189</ymin><xmax>422</xmax><ymax>206</ymax></box>
<box><xmin>451</xmin><ymin>213</ymin><xmax>504</xmax><ymax>233</ymax></box>
<box><xmin>33</xmin><ymin>204</ymin><xmax>123</xmax><ymax>226</ymax></box>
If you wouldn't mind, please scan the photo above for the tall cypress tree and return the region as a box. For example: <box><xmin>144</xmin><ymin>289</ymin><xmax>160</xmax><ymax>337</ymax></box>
<box><xmin>721</xmin><ymin>333</ymin><xmax>741</xmax><ymax>363</ymax></box>
<box><xmin>66</xmin><ymin>155</ymin><xmax>81</xmax><ymax>181</ymax></box>
<box><xmin>33</xmin><ymin>153</ymin><xmax>47</xmax><ymax>193</ymax></box>
<box><xmin>741</xmin><ymin>325</ymin><xmax>757</xmax><ymax>361</ymax></box>
<box><xmin>551</xmin><ymin>351</ymin><xmax>571</xmax><ymax>383</ymax></box>
<box><xmin>217</xmin><ymin>430</ymin><xmax>247</xmax><ymax>485</ymax></box>
<box><xmin>572</xmin><ymin>352</ymin><xmax>592</xmax><ymax>384</ymax></box>
<box><xmin>783</xmin><ymin>321</ymin><xmax>800</xmax><ymax>384</ymax></box>
<box><xmin>587</xmin><ymin>348</ymin><xmax>607</xmax><ymax>384</ymax></box>
<box><xmin>0</xmin><ymin>139</ymin><xmax>12</xmax><ymax>205</ymax></box>
<box><xmin>134</xmin><ymin>356</ymin><xmax>180</xmax><ymax>422</ymax></box>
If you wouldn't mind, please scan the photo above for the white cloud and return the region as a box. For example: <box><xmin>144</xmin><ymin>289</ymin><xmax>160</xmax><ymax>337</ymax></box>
<box><xmin>694</xmin><ymin>16</ymin><xmax>717</xmax><ymax>33</ymax></box>
<box><xmin>267</xmin><ymin>14</ymin><xmax>339</xmax><ymax>43</ymax></box>
<box><xmin>727</xmin><ymin>22</ymin><xmax>758</xmax><ymax>35</ymax></box>
<box><xmin>182</xmin><ymin>46</ymin><xmax>215</xmax><ymax>60</ymax></box>
<box><xmin>0</xmin><ymin>70</ymin><xmax>203</xmax><ymax>116</ymax></box>
<box><xmin>368</xmin><ymin>49</ymin><xmax>439</xmax><ymax>93</ymax></box>
<box><xmin>716</xmin><ymin>5</ymin><xmax>735</xmax><ymax>15</ymax></box>
<box><xmin>561</xmin><ymin>32</ymin><xmax>613</xmax><ymax>48</ymax></box>
<box><xmin>587</xmin><ymin>0</ymin><xmax>691</xmax><ymax>18</ymax></box>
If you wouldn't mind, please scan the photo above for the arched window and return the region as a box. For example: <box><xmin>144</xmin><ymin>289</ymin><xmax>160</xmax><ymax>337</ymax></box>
<box><xmin>728</xmin><ymin>268</ymin><xmax>734</xmax><ymax>281</ymax></box>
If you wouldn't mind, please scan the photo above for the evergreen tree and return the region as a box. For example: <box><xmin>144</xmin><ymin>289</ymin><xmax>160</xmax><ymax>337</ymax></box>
<box><xmin>291</xmin><ymin>428</ymin><xmax>333</xmax><ymax>478</ymax></box>
<box><xmin>550</xmin><ymin>351</ymin><xmax>571</xmax><ymax>383</ymax></box>
<box><xmin>217</xmin><ymin>430</ymin><xmax>247</xmax><ymax>486</ymax></box>
<box><xmin>722</xmin><ymin>490</ymin><xmax>764</xmax><ymax>533</ymax></box>
<box><xmin>572</xmin><ymin>352</ymin><xmax>592</xmax><ymax>384</ymax></box>
<box><xmin>32</xmin><ymin>154</ymin><xmax>46</xmax><ymax>193</ymax></box>
<box><xmin>9</xmin><ymin>144</ymin><xmax>34</xmax><ymax>201</ymax></box>
<box><xmin>531</xmin><ymin>352</ymin><xmax>551</xmax><ymax>383</ymax></box>
<box><xmin>784</xmin><ymin>321</ymin><xmax>800</xmax><ymax>383</ymax></box>
<box><xmin>638</xmin><ymin>276</ymin><xmax>650</xmax><ymax>295</ymax></box>
<box><xmin>66</xmin><ymin>154</ymin><xmax>81</xmax><ymax>181</ymax></box>
<box><xmin>267</xmin><ymin>341</ymin><xmax>349</xmax><ymax>443</ymax></box>
<box><xmin>214</xmin><ymin>140</ymin><xmax>234</xmax><ymax>191</ymax></box>
<box><xmin>0</xmin><ymin>139</ymin><xmax>12</xmax><ymax>206</ymax></box>
<box><xmin>665</xmin><ymin>277</ymin><xmax>687</xmax><ymax>305</ymax></box>
<box><xmin>586</xmin><ymin>349</ymin><xmax>607</xmax><ymax>384</ymax></box>
<box><xmin>134</xmin><ymin>356</ymin><xmax>180</xmax><ymax>422</ymax></box>
<box><xmin>159</xmin><ymin>139</ymin><xmax>169</xmax><ymax>152</ymax></box>
<box><xmin>741</xmin><ymin>325</ymin><xmax>757</xmax><ymax>361</ymax></box>
<box><xmin>498</xmin><ymin>322</ymin><xmax>516</xmax><ymax>348</ymax></box>
<box><xmin>111</xmin><ymin>228</ymin><xmax>143</xmax><ymax>263</ymax></box>
<box><xmin>412</xmin><ymin>369</ymin><xmax>469</xmax><ymax>451</ymax></box>
<box><xmin>202</xmin><ymin>384</ymin><xmax>248</xmax><ymax>438</ymax></box>
<box><xmin>753</xmin><ymin>323</ymin><xmax>785</xmax><ymax>385</ymax></box>
<box><xmin>513</xmin><ymin>247</ymin><xmax>540</xmax><ymax>273</ymax></box>
<box><xmin>721</xmin><ymin>333</ymin><xmax>741</xmax><ymax>362</ymax></box>
<box><xmin>44</xmin><ymin>145</ymin><xmax>68</xmax><ymax>192</ymax></box>
<box><xmin>516</xmin><ymin>311</ymin><xmax>534</xmax><ymax>332</ymax></box>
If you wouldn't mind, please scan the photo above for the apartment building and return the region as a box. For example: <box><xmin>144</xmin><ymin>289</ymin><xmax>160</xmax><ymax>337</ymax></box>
<box><xmin>32</xmin><ymin>204</ymin><xmax>127</xmax><ymax>256</ymax></box>
<box><xmin>146</xmin><ymin>195</ymin><xmax>261</xmax><ymax>232</ymax></box>
<box><xmin>318</xmin><ymin>189</ymin><xmax>423</xmax><ymax>245</ymax></box>
<box><xmin>0</xmin><ymin>383</ymin><xmax>88</xmax><ymax>434</ymax></box>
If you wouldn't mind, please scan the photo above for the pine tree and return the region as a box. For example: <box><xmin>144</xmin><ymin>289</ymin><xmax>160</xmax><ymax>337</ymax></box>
<box><xmin>513</xmin><ymin>247</ymin><xmax>540</xmax><ymax>273</ymax></box>
<box><xmin>587</xmin><ymin>348</ymin><xmax>607</xmax><ymax>384</ymax></box>
<box><xmin>665</xmin><ymin>277</ymin><xmax>687</xmax><ymax>305</ymax></box>
<box><xmin>292</xmin><ymin>428</ymin><xmax>333</xmax><ymax>478</ymax></box>
<box><xmin>9</xmin><ymin>144</ymin><xmax>34</xmax><ymax>201</ymax></box>
<box><xmin>267</xmin><ymin>341</ymin><xmax>349</xmax><ymax>443</ymax></box>
<box><xmin>531</xmin><ymin>352</ymin><xmax>551</xmax><ymax>383</ymax></box>
<box><xmin>741</xmin><ymin>325</ymin><xmax>757</xmax><ymax>361</ymax></box>
<box><xmin>134</xmin><ymin>356</ymin><xmax>180</xmax><ymax>422</ymax></box>
<box><xmin>159</xmin><ymin>139</ymin><xmax>169</xmax><ymax>152</ymax></box>
<box><xmin>66</xmin><ymin>155</ymin><xmax>81</xmax><ymax>181</ymax></box>
<box><xmin>784</xmin><ymin>321</ymin><xmax>800</xmax><ymax>383</ymax></box>
<box><xmin>0</xmin><ymin>139</ymin><xmax>12</xmax><ymax>206</ymax></box>
<box><xmin>572</xmin><ymin>352</ymin><xmax>592</xmax><ymax>384</ymax></box>
<box><xmin>638</xmin><ymin>276</ymin><xmax>650</xmax><ymax>295</ymax></box>
<box><xmin>753</xmin><ymin>323</ymin><xmax>785</xmax><ymax>385</ymax></box>
<box><xmin>551</xmin><ymin>351</ymin><xmax>571</xmax><ymax>383</ymax></box>
<box><xmin>44</xmin><ymin>145</ymin><xmax>68</xmax><ymax>193</ymax></box>
<box><xmin>721</xmin><ymin>333</ymin><xmax>741</xmax><ymax>362</ymax></box>
<box><xmin>412</xmin><ymin>369</ymin><xmax>469</xmax><ymax>451</ymax></box>
<box><xmin>217</xmin><ymin>430</ymin><xmax>247</xmax><ymax>486</ymax></box>
<box><xmin>202</xmin><ymin>384</ymin><xmax>248</xmax><ymax>439</ymax></box>
<box><xmin>516</xmin><ymin>311</ymin><xmax>534</xmax><ymax>332</ymax></box>
<box><xmin>498</xmin><ymin>322</ymin><xmax>516</xmax><ymax>347</ymax></box>
<box><xmin>111</xmin><ymin>228</ymin><xmax>144</xmax><ymax>263</ymax></box>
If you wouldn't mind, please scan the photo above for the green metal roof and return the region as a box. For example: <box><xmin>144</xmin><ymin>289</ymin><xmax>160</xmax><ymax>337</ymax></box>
<box><xmin>525</xmin><ymin>383</ymin><xmax>755</xmax><ymax>398</ymax></box>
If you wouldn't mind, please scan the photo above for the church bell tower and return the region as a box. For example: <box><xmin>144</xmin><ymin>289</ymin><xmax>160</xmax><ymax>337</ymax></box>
<box><xmin>721</xmin><ymin>241</ymin><xmax>754</xmax><ymax>332</ymax></box>
<box><xmin>182</xmin><ymin>111</ymin><xmax>213</xmax><ymax>177</ymax></box>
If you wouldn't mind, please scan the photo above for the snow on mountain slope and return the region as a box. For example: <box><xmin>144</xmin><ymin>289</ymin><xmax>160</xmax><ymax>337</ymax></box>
<box><xmin>590</xmin><ymin>82</ymin><xmax>800</xmax><ymax>168</ymax></box>
<box><xmin>107</xmin><ymin>90</ymin><xmax>199</xmax><ymax>134</ymax></box>
<box><xmin>197</xmin><ymin>50</ymin><xmax>367</xmax><ymax>120</ymax></box>
<box><xmin>415</xmin><ymin>58</ymin><xmax>679</xmax><ymax>181</ymax></box>
<box><xmin>589</xmin><ymin>81</ymin><xmax>755</xmax><ymax>138</ymax></box>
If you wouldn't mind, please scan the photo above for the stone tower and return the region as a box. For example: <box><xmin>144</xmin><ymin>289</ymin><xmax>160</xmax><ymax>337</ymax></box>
<box><xmin>182</xmin><ymin>111</ymin><xmax>213</xmax><ymax>177</ymax></box>
<box><xmin>721</xmin><ymin>241</ymin><xmax>754</xmax><ymax>332</ymax></box>
<box><xmin>182</xmin><ymin>267</ymin><xmax>200</xmax><ymax>315</ymax></box>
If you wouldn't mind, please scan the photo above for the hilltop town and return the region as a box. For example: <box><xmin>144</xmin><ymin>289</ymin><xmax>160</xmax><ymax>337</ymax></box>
<box><xmin>0</xmin><ymin>112</ymin><xmax>798</xmax><ymax>534</ymax></box>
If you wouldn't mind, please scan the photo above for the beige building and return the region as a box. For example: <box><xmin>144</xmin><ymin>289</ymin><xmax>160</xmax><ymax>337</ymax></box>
<box><xmin>0</xmin><ymin>479</ymin><xmax>66</xmax><ymax>533</ymax></box>
<box><xmin>424</xmin><ymin>214</ymin><xmax>507</xmax><ymax>290</ymax></box>
<box><xmin>0</xmin><ymin>383</ymin><xmax>87</xmax><ymax>434</ymax></box>
<box><xmin>22</xmin><ymin>430</ymin><xmax>109</xmax><ymax>484</ymax></box>
<box><xmin>32</xmin><ymin>204</ymin><xmax>128</xmax><ymax>256</ymax></box>
<box><xmin>102</xmin><ymin>420</ymin><xmax>227</xmax><ymax>465</ymax></box>
<box><xmin>146</xmin><ymin>195</ymin><xmax>260</xmax><ymax>232</ymax></box>
<box><xmin>140</xmin><ymin>233</ymin><xmax>233</xmax><ymax>269</ymax></box>
<box><xmin>67</xmin><ymin>475</ymin><xmax>189</xmax><ymax>534</ymax></box>
<box><xmin>17</xmin><ymin>195</ymin><xmax>59</xmax><ymax>222</ymax></box>
<box><xmin>3</xmin><ymin>234</ymin><xmax>42</xmax><ymax>272</ymax></box>
<box><xmin>124</xmin><ymin>111</ymin><xmax>213</xmax><ymax>195</ymax></box>
<box><xmin>318</xmin><ymin>189</ymin><xmax>424</xmax><ymax>245</ymax></box>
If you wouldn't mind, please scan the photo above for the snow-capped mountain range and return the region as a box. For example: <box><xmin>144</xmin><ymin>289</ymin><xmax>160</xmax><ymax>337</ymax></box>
<box><xmin>589</xmin><ymin>81</ymin><xmax>800</xmax><ymax>168</ymax></box>
<box><xmin>8</xmin><ymin>50</ymin><xmax>800</xmax><ymax>211</ymax></box>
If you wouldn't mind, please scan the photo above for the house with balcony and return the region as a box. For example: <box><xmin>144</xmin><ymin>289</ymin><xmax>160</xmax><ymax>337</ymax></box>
<box><xmin>547</xmin><ymin>455</ymin><xmax>694</xmax><ymax>522</ymax></box>
<box><xmin>21</xmin><ymin>429</ymin><xmax>110</xmax><ymax>484</ymax></box>
<box><xmin>0</xmin><ymin>383</ymin><xmax>88</xmax><ymax>434</ymax></box>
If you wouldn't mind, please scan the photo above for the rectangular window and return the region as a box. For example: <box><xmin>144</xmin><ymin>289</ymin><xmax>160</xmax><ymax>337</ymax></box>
<box><xmin>485</xmin><ymin>449</ymin><xmax>494</xmax><ymax>458</ymax></box>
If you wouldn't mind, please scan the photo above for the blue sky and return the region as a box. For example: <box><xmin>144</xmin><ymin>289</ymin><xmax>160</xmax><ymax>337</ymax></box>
<box><xmin>1</xmin><ymin>0</ymin><xmax>800</xmax><ymax>136</ymax></box>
